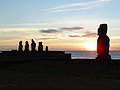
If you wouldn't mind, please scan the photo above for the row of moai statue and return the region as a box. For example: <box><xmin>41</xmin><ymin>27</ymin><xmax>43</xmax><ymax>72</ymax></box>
<box><xmin>18</xmin><ymin>39</ymin><xmax>48</xmax><ymax>52</ymax></box>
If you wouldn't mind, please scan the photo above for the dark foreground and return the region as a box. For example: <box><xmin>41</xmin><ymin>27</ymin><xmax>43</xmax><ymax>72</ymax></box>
<box><xmin>0</xmin><ymin>58</ymin><xmax>120</xmax><ymax>90</ymax></box>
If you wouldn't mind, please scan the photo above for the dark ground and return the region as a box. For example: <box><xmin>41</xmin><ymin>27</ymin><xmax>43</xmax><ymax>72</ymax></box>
<box><xmin>0</xmin><ymin>58</ymin><xmax>120</xmax><ymax>90</ymax></box>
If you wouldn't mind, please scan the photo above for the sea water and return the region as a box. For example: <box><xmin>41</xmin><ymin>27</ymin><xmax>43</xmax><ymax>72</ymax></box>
<box><xmin>66</xmin><ymin>51</ymin><xmax>120</xmax><ymax>59</ymax></box>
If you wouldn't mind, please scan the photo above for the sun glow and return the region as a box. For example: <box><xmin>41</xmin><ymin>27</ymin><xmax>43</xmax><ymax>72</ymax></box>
<box><xmin>84</xmin><ymin>42</ymin><xmax>97</xmax><ymax>51</ymax></box>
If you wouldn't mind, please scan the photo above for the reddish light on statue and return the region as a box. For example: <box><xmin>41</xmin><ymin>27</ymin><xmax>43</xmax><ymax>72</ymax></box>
<box><xmin>96</xmin><ymin>24</ymin><xmax>111</xmax><ymax>61</ymax></box>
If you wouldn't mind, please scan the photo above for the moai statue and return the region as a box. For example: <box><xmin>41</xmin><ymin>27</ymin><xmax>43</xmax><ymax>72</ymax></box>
<box><xmin>18</xmin><ymin>41</ymin><xmax>23</xmax><ymax>52</ymax></box>
<box><xmin>31</xmin><ymin>39</ymin><xmax>36</xmax><ymax>51</ymax></box>
<box><xmin>38</xmin><ymin>42</ymin><xmax>43</xmax><ymax>51</ymax></box>
<box><xmin>45</xmin><ymin>46</ymin><xmax>48</xmax><ymax>51</ymax></box>
<box><xmin>96</xmin><ymin>24</ymin><xmax>111</xmax><ymax>62</ymax></box>
<box><xmin>25</xmin><ymin>41</ymin><xmax>29</xmax><ymax>52</ymax></box>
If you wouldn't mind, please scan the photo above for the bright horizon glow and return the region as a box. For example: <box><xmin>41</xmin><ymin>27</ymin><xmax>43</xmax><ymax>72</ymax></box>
<box><xmin>83</xmin><ymin>42</ymin><xmax>97</xmax><ymax>51</ymax></box>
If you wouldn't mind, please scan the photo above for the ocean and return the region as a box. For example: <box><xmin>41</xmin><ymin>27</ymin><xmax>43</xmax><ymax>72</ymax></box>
<box><xmin>65</xmin><ymin>51</ymin><xmax>120</xmax><ymax>59</ymax></box>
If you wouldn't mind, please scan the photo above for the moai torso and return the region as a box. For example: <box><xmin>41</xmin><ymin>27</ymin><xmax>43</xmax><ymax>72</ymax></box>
<box><xmin>38</xmin><ymin>42</ymin><xmax>43</xmax><ymax>51</ymax></box>
<box><xmin>25</xmin><ymin>41</ymin><xmax>29</xmax><ymax>51</ymax></box>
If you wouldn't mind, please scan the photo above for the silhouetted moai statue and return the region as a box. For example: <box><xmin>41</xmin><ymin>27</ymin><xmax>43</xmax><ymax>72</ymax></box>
<box><xmin>96</xmin><ymin>24</ymin><xmax>111</xmax><ymax>62</ymax></box>
<box><xmin>18</xmin><ymin>41</ymin><xmax>23</xmax><ymax>52</ymax></box>
<box><xmin>31</xmin><ymin>39</ymin><xmax>36</xmax><ymax>51</ymax></box>
<box><xmin>25</xmin><ymin>41</ymin><xmax>29</xmax><ymax>52</ymax></box>
<box><xmin>38</xmin><ymin>42</ymin><xmax>43</xmax><ymax>51</ymax></box>
<box><xmin>45</xmin><ymin>46</ymin><xmax>48</xmax><ymax>51</ymax></box>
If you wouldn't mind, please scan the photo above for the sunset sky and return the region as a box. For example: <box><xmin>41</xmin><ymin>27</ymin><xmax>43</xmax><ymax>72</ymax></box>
<box><xmin>0</xmin><ymin>0</ymin><xmax>120</xmax><ymax>51</ymax></box>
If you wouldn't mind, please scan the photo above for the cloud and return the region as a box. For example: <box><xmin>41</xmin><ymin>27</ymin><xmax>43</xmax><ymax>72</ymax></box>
<box><xmin>40</xmin><ymin>37</ymin><xmax>57</xmax><ymax>40</ymax></box>
<box><xmin>39</xmin><ymin>26</ymin><xmax>83</xmax><ymax>34</ymax></box>
<box><xmin>68</xmin><ymin>31</ymin><xmax>97</xmax><ymax>38</ymax></box>
<box><xmin>96</xmin><ymin>0</ymin><xmax>111</xmax><ymax>3</ymax></box>
<box><xmin>81</xmin><ymin>31</ymin><xmax>97</xmax><ymax>37</ymax></box>
<box><xmin>0</xmin><ymin>23</ymin><xmax>50</xmax><ymax>28</ymax></box>
<box><xmin>68</xmin><ymin>35</ymin><xmax>80</xmax><ymax>38</ymax></box>
<box><xmin>0</xmin><ymin>31</ymin><xmax>27</xmax><ymax>37</ymax></box>
<box><xmin>40</xmin><ymin>29</ymin><xmax>60</xmax><ymax>33</ymax></box>
<box><xmin>60</xmin><ymin>27</ymin><xmax>83</xmax><ymax>31</ymax></box>
<box><xmin>39</xmin><ymin>27</ymin><xmax>96</xmax><ymax>38</ymax></box>
<box><xmin>43</xmin><ymin>0</ymin><xmax>111</xmax><ymax>13</ymax></box>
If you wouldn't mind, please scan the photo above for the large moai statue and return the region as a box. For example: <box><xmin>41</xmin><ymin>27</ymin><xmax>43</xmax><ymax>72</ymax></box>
<box><xmin>31</xmin><ymin>39</ymin><xmax>36</xmax><ymax>51</ymax></box>
<box><xmin>96</xmin><ymin>24</ymin><xmax>111</xmax><ymax>62</ymax></box>
<box><xmin>18</xmin><ymin>41</ymin><xmax>23</xmax><ymax>52</ymax></box>
<box><xmin>38</xmin><ymin>42</ymin><xmax>43</xmax><ymax>51</ymax></box>
<box><xmin>25</xmin><ymin>41</ymin><xmax>29</xmax><ymax>52</ymax></box>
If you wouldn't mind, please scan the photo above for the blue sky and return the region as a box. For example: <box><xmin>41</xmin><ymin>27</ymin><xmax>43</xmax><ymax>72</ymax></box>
<box><xmin>0</xmin><ymin>0</ymin><xmax>120</xmax><ymax>51</ymax></box>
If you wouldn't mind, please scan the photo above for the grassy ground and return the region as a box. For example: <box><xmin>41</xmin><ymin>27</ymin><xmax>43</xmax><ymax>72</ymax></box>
<box><xmin>0</xmin><ymin>59</ymin><xmax>120</xmax><ymax>90</ymax></box>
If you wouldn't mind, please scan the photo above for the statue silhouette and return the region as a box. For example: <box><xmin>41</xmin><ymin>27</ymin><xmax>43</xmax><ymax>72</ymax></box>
<box><xmin>25</xmin><ymin>41</ymin><xmax>29</xmax><ymax>52</ymax></box>
<box><xmin>38</xmin><ymin>42</ymin><xmax>43</xmax><ymax>51</ymax></box>
<box><xmin>31</xmin><ymin>39</ymin><xmax>36</xmax><ymax>51</ymax></box>
<box><xmin>18</xmin><ymin>41</ymin><xmax>23</xmax><ymax>52</ymax></box>
<box><xmin>96</xmin><ymin>24</ymin><xmax>111</xmax><ymax>61</ymax></box>
<box><xmin>45</xmin><ymin>46</ymin><xmax>48</xmax><ymax>51</ymax></box>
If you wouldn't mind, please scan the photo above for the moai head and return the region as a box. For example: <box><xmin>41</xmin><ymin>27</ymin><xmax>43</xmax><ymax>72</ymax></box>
<box><xmin>19</xmin><ymin>41</ymin><xmax>22</xmax><ymax>45</ymax></box>
<box><xmin>39</xmin><ymin>42</ymin><xmax>42</xmax><ymax>46</ymax></box>
<box><xmin>25</xmin><ymin>41</ymin><xmax>28</xmax><ymax>45</ymax></box>
<box><xmin>98</xmin><ymin>24</ymin><xmax>107</xmax><ymax>36</ymax></box>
